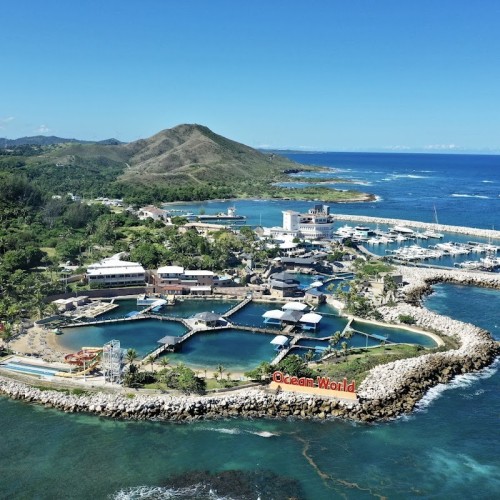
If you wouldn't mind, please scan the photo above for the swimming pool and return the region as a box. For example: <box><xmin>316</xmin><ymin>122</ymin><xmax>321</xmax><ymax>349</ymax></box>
<box><xmin>0</xmin><ymin>361</ymin><xmax>67</xmax><ymax>377</ymax></box>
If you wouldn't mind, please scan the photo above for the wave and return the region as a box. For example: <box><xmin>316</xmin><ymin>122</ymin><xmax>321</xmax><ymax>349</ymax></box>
<box><xmin>414</xmin><ymin>358</ymin><xmax>499</xmax><ymax>413</ymax></box>
<box><xmin>201</xmin><ymin>427</ymin><xmax>278</xmax><ymax>438</ymax></box>
<box><xmin>391</xmin><ymin>174</ymin><xmax>429</xmax><ymax>179</ymax></box>
<box><xmin>111</xmin><ymin>485</ymin><xmax>234</xmax><ymax>499</ymax></box>
<box><xmin>451</xmin><ymin>194</ymin><xmax>490</xmax><ymax>199</ymax></box>
<box><xmin>481</xmin><ymin>180</ymin><xmax>495</xmax><ymax>183</ymax></box>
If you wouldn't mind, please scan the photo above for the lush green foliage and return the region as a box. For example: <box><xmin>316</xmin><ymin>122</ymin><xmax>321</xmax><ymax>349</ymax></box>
<box><xmin>276</xmin><ymin>354</ymin><xmax>314</xmax><ymax>378</ymax></box>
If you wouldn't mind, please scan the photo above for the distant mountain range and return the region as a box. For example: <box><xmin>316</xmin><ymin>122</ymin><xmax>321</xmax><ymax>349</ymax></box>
<box><xmin>0</xmin><ymin>136</ymin><xmax>122</xmax><ymax>147</ymax></box>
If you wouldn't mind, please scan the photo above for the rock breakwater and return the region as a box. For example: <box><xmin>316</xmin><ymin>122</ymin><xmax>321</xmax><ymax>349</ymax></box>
<box><xmin>335</xmin><ymin>214</ymin><xmax>500</xmax><ymax>239</ymax></box>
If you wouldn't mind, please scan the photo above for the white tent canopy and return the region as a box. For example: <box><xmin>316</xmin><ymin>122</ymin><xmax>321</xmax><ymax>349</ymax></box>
<box><xmin>262</xmin><ymin>310</ymin><xmax>285</xmax><ymax>320</ymax></box>
<box><xmin>300</xmin><ymin>312</ymin><xmax>322</xmax><ymax>324</ymax></box>
<box><xmin>282</xmin><ymin>302</ymin><xmax>309</xmax><ymax>312</ymax></box>
<box><xmin>270</xmin><ymin>335</ymin><xmax>289</xmax><ymax>346</ymax></box>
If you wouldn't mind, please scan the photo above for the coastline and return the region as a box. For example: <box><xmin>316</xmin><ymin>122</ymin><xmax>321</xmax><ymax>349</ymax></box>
<box><xmin>1</xmin><ymin>267</ymin><xmax>499</xmax><ymax>423</ymax></box>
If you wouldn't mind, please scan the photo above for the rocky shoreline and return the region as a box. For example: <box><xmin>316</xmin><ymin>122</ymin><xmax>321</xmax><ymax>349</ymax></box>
<box><xmin>1</xmin><ymin>267</ymin><xmax>499</xmax><ymax>423</ymax></box>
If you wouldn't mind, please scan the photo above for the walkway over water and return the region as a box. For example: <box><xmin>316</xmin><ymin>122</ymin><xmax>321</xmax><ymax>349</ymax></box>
<box><xmin>221</xmin><ymin>297</ymin><xmax>252</xmax><ymax>318</ymax></box>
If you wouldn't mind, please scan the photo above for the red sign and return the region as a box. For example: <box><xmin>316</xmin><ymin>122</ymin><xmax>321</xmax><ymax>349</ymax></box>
<box><xmin>272</xmin><ymin>371</ymin><xmax>356</xmax><ymax>393</ymax></box>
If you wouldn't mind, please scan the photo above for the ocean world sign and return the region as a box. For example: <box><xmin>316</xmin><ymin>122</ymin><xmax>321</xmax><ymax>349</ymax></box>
<box><xmin>271</xmin><ymin>371</ymin><xmax>357</xmax><ymax>399</ymax></box>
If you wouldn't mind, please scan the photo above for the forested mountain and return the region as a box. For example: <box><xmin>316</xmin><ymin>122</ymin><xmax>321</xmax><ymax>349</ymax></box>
<box><xmin>0</xmin><ymin>124</ymin><xmax>308</xmax><ymax>204</ymax></box>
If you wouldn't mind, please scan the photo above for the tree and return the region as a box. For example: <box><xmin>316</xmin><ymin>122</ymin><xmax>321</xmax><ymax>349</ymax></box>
<box><xmin>304</xmin><ymin>349</ymin><xmax>315</xmax><ymax>362</ymax></box>
<box><xmin>146</xmin><ymin>355</ymin><xmax>155</xmax><ymax>371</ymax></box>
<box><xmin>276</xmin><ymin>354</ymin><xmax>313</xmax><ymax>378</ymax></box>
<box><xmin>126</xmin><ymin>348</ymin><xmax>138</xmax><ymax>366</ymax></box>
<box><xmin>341</xmin><ymin>341</ymin><xmax>348</xmax><ymax>360</ymax></box>
<box><xmin>244</xmin><ymin>361</ymin><xmax>272</xmax><ymax>381</ymax></box>
<box><xmin>216</xmin><ymin>364</ymin><xmax>225</xmax><ymax>381</ymax></box>
<box><xmin>329</xmin><ymin>331</ymin><xmax>342</xmax><ymax>349</ymax></box>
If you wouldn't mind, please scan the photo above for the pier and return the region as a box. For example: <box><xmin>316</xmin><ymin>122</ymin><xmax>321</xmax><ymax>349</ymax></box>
<box><xmin>221</xmin><ymin>297</ymin><xmax>252</xmax><ymax>318</ymax></box>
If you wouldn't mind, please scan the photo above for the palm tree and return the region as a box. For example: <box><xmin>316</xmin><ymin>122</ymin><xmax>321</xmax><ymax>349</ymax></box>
<box><xmin>216</xmin><ymin>364</ymin><xmax>225</xmax><ymax>380</ymax></box>
<box><xmin>304</xmin><ymin>349</ymin><xmax>315</xmax><ymax>362</ymax></box>
<box><xmin>146</xmin><ymin>355</ymin><xmax>155</xmax><ymax>371</ymax></box>
<box><xmin>341</xmin><ymin>341</ymin><xmax>348</xmax><ymax>360</ymax></box>
<box><xmin>343</xmin><ymin>329</ymin><xmax>354</xmax><ymax>341</ymax></box>
<box><xmin>126</xmin><ymin>348</ymin><xmax>138</xmax><ymax>367</ymax></box>
<box><xmin>226</xmin><ymin>372</ymin><xmax>232</xmax><ymax>381</ymax></box>
<box><xmin>329</xmin><ymin>331</ymin><xmax>342</xmax><ymax>349</ymax></box>
<box><xmin>159</xmin><ymin>357</ymin><xmax>170</xmax><ymax>370</ymax></box>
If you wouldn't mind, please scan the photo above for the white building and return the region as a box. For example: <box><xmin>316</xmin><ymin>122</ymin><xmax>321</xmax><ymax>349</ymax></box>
<box><xmin>270</xmin><ymin>205</ymin><xmax>335</xmax><ymax>240</ymax></box>
<box><xmin>87</xmin><ymin>257</ymin><xmax>145</xmax><ymax>288</ymax></box>
<box><xmin>156</xmin><ymin>266</ymin><xmax>215</xmax><ymax>294</ymax></box>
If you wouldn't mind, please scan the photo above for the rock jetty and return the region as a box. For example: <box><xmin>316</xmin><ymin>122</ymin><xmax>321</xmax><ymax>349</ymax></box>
<box><xmin>335</xmin><ymin>213</ymin><xmax>500</xmax><ymax>239</ymax></box>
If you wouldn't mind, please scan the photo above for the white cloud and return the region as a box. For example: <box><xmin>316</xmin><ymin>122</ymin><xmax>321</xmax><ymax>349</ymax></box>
<box><xmin>0</xmin><ymin>116</ymin><xmax>15</xmax><ymax>130</ymax></box>
<box><xmin>36</xmin><ymin>124</ymin><xmax>51</xmax><ymax>134</ymax></box>
<box><xmin>423</xmin><ymin>144</ymin><xmax>459</xmax><ymax>151</ymax></box>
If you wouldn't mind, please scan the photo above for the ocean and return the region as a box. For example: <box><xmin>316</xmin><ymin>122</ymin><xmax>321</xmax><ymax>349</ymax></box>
<box><xmin>1</xmin><ymin>152</ymin><xmax>499</xmax><ymax>499</ymax></box>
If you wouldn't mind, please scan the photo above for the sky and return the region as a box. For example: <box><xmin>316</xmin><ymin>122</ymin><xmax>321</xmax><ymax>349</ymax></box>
<box><xmin>1</xmin><ymin>0</ymin><xmax>500</xmax><ymax>152</ymax></box>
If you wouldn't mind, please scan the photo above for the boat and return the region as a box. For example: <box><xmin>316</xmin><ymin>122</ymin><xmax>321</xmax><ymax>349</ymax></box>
<box><xmin>52</xmin><ymin>328</ymin><xmax>63</xmax><ymax>335</ymax></box>
<box><xmin>391</xmin><ymin>225</ymin><xmax>415</xmax><ymax>235</ymax></box>
<box><xmin>423</xmin><ymin>230</ymin><xmax>444</xmax><ymax>239</ymax></box>
<box><xmin>137</xmin><ymin>294</ymin><xmax>160</xmax><ymax>306</ymax></box>
<box><xmin>197</xmin><ymin>207</ymin><xmax>246</xmax><ymax>221</ymax></box>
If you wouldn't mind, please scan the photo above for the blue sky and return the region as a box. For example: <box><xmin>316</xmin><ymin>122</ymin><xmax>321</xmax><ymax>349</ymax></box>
<box><xmin>1</xmin><ymin>0</ymin><xmax>500</xmax><ymax>152</ymax></box>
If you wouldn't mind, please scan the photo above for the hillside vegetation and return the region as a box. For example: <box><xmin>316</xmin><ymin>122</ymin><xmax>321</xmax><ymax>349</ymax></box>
<box><xmin>0</xmin><ymin>124</ymin><xmax>372</xmax><ymax>204</ymax></box>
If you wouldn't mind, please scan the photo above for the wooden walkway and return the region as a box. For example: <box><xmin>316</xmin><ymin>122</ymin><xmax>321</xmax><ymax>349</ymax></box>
<box><xmin>221</xmin><ymin>297</ymin><xmax>252</xmax><ymax>318</ymax></box>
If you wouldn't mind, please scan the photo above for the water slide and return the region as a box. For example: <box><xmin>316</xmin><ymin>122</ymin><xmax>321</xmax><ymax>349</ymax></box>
<box><xmin>56</xmin><ymin>360</ymin><xmax>99</xmax><ymax>378</ymax></box>
<box><xmin>58</xmin><ymin>347</ymin><xmax>102</xmax><ymax>377</ymax></box>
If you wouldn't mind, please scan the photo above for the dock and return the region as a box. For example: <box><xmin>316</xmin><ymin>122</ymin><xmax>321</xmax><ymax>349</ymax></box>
<box><xmin>221</xmin><ymin>297</ymin><xmax>252</xmax><ymax>318</ymax></box>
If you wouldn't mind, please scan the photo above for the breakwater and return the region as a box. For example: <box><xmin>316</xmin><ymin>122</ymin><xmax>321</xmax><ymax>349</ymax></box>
<box><xmin>335</xmin><ymin>214</ymin><xmax>500</xmax><ymax>239</ymax></box>
<box><xmin>1</xmin><ymin>269</ymin><xmax>499</xmax><ymax>423</ymax></box>
<box><xmin>356</xmin><ymin>267</ymin><xmax>500</xmax><ymax>417</ymax></box>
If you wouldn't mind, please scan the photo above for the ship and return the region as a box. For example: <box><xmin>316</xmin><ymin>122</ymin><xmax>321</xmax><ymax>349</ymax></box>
<box><xmin>197</xmin><ymin>207</ymin><xmax>246</xmax><ymax>221</ymax></box>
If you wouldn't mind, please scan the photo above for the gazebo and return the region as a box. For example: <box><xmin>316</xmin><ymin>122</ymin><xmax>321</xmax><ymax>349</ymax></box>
<box><xmin>299</xmin><ymin>312</ymin><xmax>322</xmax><ymax>331</ymax></box>
<box><xmin>193</xmin><ymin>311</ymin><xmax>223</xmax><ymax>327</ymax></box>
<box><xmin>270</xmin><ymin>334</ymin><xmax>290</xmax><ymax>351</ymax></box>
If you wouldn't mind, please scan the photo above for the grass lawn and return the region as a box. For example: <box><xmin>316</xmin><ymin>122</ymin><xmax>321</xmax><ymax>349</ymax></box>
<box><xmin>315</xmin><ymin>344</ymin><xmax>427</xmax><ymax>386</ymax></box>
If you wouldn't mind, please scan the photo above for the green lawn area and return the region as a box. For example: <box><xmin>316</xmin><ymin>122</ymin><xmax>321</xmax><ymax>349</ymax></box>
<box><xmin>40</xmin><ymin>247</ymin><xmax>57</xmax><ymax>258</ymax></box>
<box><xmin>316</xmin><ymin>344</ymin><xmax>426</xmax><ymax>386</ymax></box>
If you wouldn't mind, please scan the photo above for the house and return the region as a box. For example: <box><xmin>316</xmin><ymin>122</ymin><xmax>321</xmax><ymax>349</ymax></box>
<box><xmin>138</xmin><ymin>205</ymin><xmax>169</xmax><ymax>221</ymax></box>
<box><xmin>86</xmin><ymin>257</ymin><xmax>145</xmax><ymax>288</ymax></box>
<box><xmin>304</xmin><ymin>289</ymin><xmax>326</xmax><ymax>305</ymax></box>
<box><xmin>268</xmin><ymin>272</ymin><xmax>301</xmax><ymax>298</ymax></box>
<box><xmin>155</xmin><ymin>266</ymin><xmax>215</xmax><ymax>294</ymax></box>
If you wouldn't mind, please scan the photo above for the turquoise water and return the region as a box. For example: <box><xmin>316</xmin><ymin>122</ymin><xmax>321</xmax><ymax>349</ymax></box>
<box><xmin>162</xmin><ymin>299</ymin><xmax>238</xmax><ymax>318</ymax></box>
<box><xmin>161</xmin><ymin>329</ymin><xmax>277</xmax><ymax>372</ymax></box>
<box><xmin>59</xmin><ymin>319</ymin><xmax>187</xmax><ymax>358</ymax></box>
<box><xmin>230</xmin><ymin>301</ymin><xmax>284</xmax><ymax>329</ymax></box>
<box><xmin>2</xmin><ymin>154</ymin><xmax>500</xmax><ymax>498</ymax></box>
<box><xmin>351</xmin><ymin>320</ymin><xmax>438</xmax><ymax>347</ymax></box>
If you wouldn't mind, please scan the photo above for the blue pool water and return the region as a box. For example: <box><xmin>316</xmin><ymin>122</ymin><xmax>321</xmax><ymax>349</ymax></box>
<box><xmin>351</xmin><ymin>320</ymin><xmax>438</xmax><ymax>347</ymax></box>
<box><xmin>59</xmin><ymin>319</ymin><xmax>188</xmax><ymax>358</ymax></box>
<box><xmin>1</xmin><ymin>362</ymin><xmax>65</xmax><ymax>377</ymax></box>
<box><xmin>161</xmin><ymin>329</ymin><xmax>277</xmax><ymax>372</ymax></box>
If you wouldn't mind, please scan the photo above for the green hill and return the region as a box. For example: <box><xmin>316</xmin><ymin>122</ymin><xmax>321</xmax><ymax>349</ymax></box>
<box><xmin>0</xmin><ymin>124</ymin><xmax>373</xmax><ymax>203</ymax></box>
